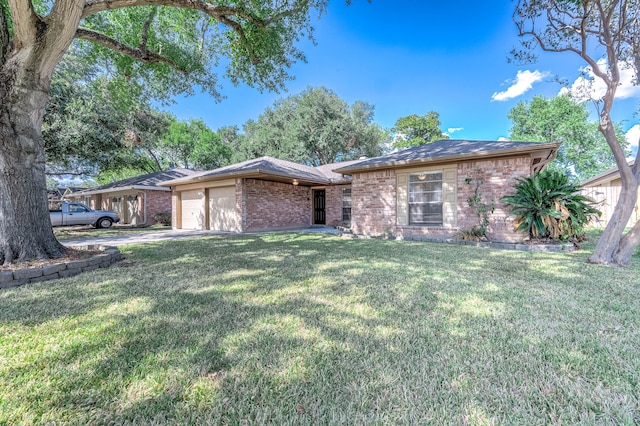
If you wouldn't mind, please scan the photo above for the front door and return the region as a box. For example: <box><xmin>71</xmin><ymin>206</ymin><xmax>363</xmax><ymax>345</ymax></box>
<box><xmin>313</xmin><ymin>189</ymin><xmax>326</xmax><ymax>225</ymax></box>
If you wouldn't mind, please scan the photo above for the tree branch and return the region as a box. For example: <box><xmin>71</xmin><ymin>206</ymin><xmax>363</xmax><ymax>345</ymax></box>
<box><xmin>81</xmin><ymin>0</ymin><xmax>306</xmax><ymax>65</ymax></box>
<box><xmin>7</xmin><ymin>0</ymin><xmax>39</xmax><ymax>46</ymax></box>
<box><xmin>75</xmin><ymin>27</ymin><xmax>188</xmax><ymax>74</ymax></box>
<box><xmin>138</xmin><ymin>6</ymin><xmax>157</xmax><ymax>50</ymax></box>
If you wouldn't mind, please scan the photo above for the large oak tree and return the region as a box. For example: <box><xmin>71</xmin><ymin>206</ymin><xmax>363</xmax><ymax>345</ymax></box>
<box><xmin>233</xmin><ymin>86</ymin><xmax>388</xmax><ymax>166</ymax></box>
<box><xmin>514</xmin><ymin>0</ymin><xmax>640</xmax><ymax>266</ymax></box>
<box><xmin>0</xmin><ymin>0</ymin><xmax>328</xmax><ymax>264</ymax></box>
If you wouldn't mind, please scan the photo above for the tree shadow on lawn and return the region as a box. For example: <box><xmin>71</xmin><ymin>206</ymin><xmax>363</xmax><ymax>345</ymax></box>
<box><xmin>0</xmin><ymin>233</ymin><xmax>638</xmax><ymax>423</ymax></box>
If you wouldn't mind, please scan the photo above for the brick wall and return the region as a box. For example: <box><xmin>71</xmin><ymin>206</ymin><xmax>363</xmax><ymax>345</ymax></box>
<box><xmin>324</xmin><ymin>184</ymin><xmax>350</xmax><ymax>226</ymax></box>
<box><xmin>350</xmin><ymin>170</ymin><xmax>396</xmax><ymax>236</ymax></box>
<box><xmin>456</xmin><ymin>156</ymin><xmax>531</xmax><ymax>242</ymax></box>
<box><xmin>350</xmin><ymin>156</ymin><xmax>532</xmax><ymax>242</ymax></box>
<box><xmin>242</xmin><ymin>179</ymin><xmax>311</xmax><ymax>231</ymax></box>
<box><xmin>145</xmin><ymin>190</ymin><xmax>172</xmax><ymax>225</ymax></box>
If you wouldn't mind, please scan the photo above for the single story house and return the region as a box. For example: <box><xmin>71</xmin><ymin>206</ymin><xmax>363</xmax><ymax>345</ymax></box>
<box><xmin>162</xmin><ymin>140</ymin><xmax>560</xmax><ymax>241</ymax></box>
<box><xmin>580</xmin><ymin>162</ymin><xmax>639</xmax><ymax>228</ymax></box>
<box><xmin>70</xmin><ymin>168</ymin><xmax>195</xmax><ymax>225</ymax></box>
<box><xmin>161</xmin><ymin>157</ymin><xmax>359</xmax><ymax>232</ymax></box>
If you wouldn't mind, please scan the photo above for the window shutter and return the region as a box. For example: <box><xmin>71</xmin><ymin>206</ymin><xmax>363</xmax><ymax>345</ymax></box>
<box><xmin>443</xmin><ymin>168</ymin><xmax>457</xmax><ymax>226</ymax></box>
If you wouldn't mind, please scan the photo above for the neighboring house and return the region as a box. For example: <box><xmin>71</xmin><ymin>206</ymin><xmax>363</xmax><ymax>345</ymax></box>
<box><xmin>160</xmin><ymin>157</ymin><xmax>358</xmax><ymax>232</ymax></box>
<box><xmin>333</xmin><ymin>139</ymin><xmax>560</xmax><ymax>242</ymax></box>
<box><xmin>70</xmin><ymin>169</ymin><xmax>195</xmax><ymax>225</ymax></box>
<box><xmin>161</xmin><ymin>140</ymin><xmax>560</xmax><ymax>241</ymax></box>
<box><xmin>580</xmin><ymin>162</ymin><xmax>639</xmax><ymax>228</ymax></box>
<box><xmin>48</xmin><ymin>187</ymin><xmax>86</xmax><ymax>209</ymax></box>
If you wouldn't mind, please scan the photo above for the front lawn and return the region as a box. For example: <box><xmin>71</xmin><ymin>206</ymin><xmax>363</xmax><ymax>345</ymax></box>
<box><xmin>1</xmin><ymin>234</ymin><xmax>638</xmax><ymax>424</ymax></box>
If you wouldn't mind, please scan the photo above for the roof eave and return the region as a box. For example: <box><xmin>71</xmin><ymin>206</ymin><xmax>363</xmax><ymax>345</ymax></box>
<box><xmin>72</xmin><ymin>185</ymin><xmax>171</xmax><ymax>196</ymax></box>
<box><xmin>334</xmin><ymin>142</ymin><xmax>561</xmax><ymax>174</ymax></box>
<box><xmin>161</xmin><ymin>169</ymin><xmax>331</xmax><ymax>187</ymax></box>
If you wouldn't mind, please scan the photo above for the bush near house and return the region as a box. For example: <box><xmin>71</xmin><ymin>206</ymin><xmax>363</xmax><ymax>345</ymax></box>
<box><xmin>153</xmin><ymin>211</ymin><xmax>172</xmax><ymax>226</ymax></box>
<box><xmin>501</xmin><ymin>169</ymin><xmax>600</xmax><ymax>242</ymax></box>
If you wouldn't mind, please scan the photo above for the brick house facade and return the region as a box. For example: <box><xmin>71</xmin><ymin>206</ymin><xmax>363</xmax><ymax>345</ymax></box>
<box><xmin>336</xmin><ymin>140</ymin><xmax>561</xmax><ymax>243</ymax></box>
<box><xmin>163</xmin><ymin>157</ymin><xmax>356</xmax><ymax>232</ymax></box>
<box><xmin>163</xmin><ymin>141</ymin><xmax>560</xmax><ymax>240</ymax></box>
<box><xmin>71</xmin><ymin>169</ymin><xmax>194</xmax><ymax>225</ymax></box>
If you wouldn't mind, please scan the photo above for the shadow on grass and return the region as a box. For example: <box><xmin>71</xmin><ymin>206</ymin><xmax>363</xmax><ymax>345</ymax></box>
<box><xmin>0</xmin><ymin>233</ymin><xmax>638</xmax><ymax>423</ymax></box>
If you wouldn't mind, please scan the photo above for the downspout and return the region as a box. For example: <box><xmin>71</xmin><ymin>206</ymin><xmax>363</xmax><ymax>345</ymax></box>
<box><xmin>143</xmin><ymin>192</ymin><xmax>147</xmax><ymax>225</ymax></box>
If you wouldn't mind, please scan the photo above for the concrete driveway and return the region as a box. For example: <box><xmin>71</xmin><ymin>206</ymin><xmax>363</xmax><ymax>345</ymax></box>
<box><xmin>62</xmin><ymin>227</ymin><xmax>340</xmax><ymax>247</ymax></box>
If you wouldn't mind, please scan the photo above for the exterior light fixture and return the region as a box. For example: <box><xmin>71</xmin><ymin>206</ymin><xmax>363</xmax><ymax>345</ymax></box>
<box><xmin>292</xmin><ymin>179</ymin><xmax>299</xmax><ymax>186</ymax></box>
<box><xmin>418</xmin><ymin>173</ymin><xmax>427</xmax><ymax>180</ymax></box>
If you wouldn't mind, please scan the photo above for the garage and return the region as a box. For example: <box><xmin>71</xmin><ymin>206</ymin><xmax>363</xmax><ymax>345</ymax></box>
<box><xmin>181</xmin><ymin>189</ymin><xmax>205</xmax><ymax>230</ymax></box>
<box><xmin>209</xmin><ymin>186</ymin><xmax>237</xmax><ymax>231</ymax></box>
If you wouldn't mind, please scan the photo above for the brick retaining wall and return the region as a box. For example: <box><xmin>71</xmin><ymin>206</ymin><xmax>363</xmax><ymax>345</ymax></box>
<box><xmin>0</xmin><ymin>245</ymin><xmax>123</xmax><ymax>290</ymax></box>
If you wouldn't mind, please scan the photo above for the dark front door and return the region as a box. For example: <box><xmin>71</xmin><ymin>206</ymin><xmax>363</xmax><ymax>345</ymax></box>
<box><xmin>313</xmin><ymin>189</ymin><xmax>326</xmax><ymax>225</ymax></box>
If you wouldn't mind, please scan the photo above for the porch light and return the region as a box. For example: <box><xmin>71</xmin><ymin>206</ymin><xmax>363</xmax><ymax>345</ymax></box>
<box><xmin>292</xmin><ymin>179</ymin><xmax>299</xmax><ymax>186</ymax></box>
<box><xmin>417</xmin><ymin>173</ymin><xmax>427</xmax><ymax>180</ymax></box>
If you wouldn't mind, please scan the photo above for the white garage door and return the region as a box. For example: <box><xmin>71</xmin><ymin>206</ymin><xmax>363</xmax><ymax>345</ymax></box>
<box><xmin>181</xmin><ymin>190</ymin><xmax>205</xmax><ymax>230</ymax></box>
<box><xmin>209</xmin><ymin>186</ymin><xmax>237</xmax><ymax>231</ymax></box>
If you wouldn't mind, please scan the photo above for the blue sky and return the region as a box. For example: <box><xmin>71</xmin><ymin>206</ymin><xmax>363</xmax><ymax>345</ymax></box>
<box><xmin>166</xmin><ymin>0</ymin><xmax>640</xmax><ymax>149</ymax></box>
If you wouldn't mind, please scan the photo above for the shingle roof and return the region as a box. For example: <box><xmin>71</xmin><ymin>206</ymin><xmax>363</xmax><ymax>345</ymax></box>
<box><xmin>162</xmin><ymin>157</ymin><xmax>360</xmax><ymax>186</ymax></box>
<box><xmin>335</xmin><ymin>140</ymin><xmax>561</xmax><ymax>173</ymax></box>
<box><xmin>314</xmin><ymin>159</ymin><xmax>363</xmax><ymax>182</ymax></box>
<box><xmin>76</xmin><ymin>168</ymin><xmax>195</xmax><ymax>195</ymax></box>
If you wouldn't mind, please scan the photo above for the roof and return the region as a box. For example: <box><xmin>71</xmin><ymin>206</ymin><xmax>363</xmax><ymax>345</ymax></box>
<box><xmin>161</xmin><ymin>157</ymin><xmax>358</xmax><ymax>187</ymax></box>
<box><xmin>580</xmin><ymin>161</ymin><xmax>635</xmax><ymax>187</ymax></box>
<box><xmin>75</xmin><ymin>168</ymin><xmax>195</xmax><ymax>196</ymax></box>
<box><xmin>334</xmin><ymin>140</ymin><xmax>561</xmax><ymax>174</ymax></box>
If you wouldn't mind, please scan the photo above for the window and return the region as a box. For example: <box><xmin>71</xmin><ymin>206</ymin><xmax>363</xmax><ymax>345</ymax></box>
<box><xmin>342</xmin><ymin>187</ymin><xmax>352</xmax><ymax>222</ymax></box>
<box><xmin>408</xmin><ymin>172</ymin><xmax>443</xmax><ymax>225</ymax></box>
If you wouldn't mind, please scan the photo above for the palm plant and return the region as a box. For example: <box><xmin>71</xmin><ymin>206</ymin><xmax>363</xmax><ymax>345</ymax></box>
<box><xmin>501</xmin><ymin>169</ymin><xmax>600</xmax><ymax>241</ymax></box>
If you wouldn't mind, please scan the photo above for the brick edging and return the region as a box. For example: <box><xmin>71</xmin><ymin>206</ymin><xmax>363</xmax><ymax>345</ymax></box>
<box><xmin>0</xmin><ymin>245</ymin><xmax>123</xmax><ymax>290</ymax></box>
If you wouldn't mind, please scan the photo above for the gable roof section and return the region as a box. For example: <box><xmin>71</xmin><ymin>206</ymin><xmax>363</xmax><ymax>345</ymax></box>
<box><xmin>76</xmin><ymin>168</ymin><xmax>195</xmax><ymax>196</ymax></box>
<box><xmin>161</xmin><ymin>157</ymin><xmax>358</xmax><ymax>187</ymax></box>
<box><xmin>334</xmin><ymin>140</ymin><xmax>561</xmax><ymax>174</ymax></box>
<box><xmin>580</xmin><ymin>161</ymin><xmax>635</xmax><ymax>187</ymax></box>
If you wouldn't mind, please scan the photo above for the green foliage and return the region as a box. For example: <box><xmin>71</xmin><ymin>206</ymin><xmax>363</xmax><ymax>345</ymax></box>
<box><xmin>153</xmin><ymin>211</ymin><xmax>172</xmax><ymax>226</ymax></box>
<box><xmin>501</xmin><ymin>169</ymin><xmax>601</xmax><ymax>241</ymax></box>
<box><xmin>76</xmin><ymin>2</ymin><xmax>328</xmax><ymax>104</ymax></box>
<box><xmin>508</xmin><ymin>95</ymin><xmax>628</xmax><ymax>181</ymax></box>
<box><xmin>463</xmin><ymin>171</ymin><xmax>495</xmax><ymax>240</ymax></box>
<box><xmin>232</xmin><ymin>86</ymin><xmax>388</xmax><ymax>165</ymax></box>
<box><xmin>392</xmin><ymin>111</ymin><xmax>449</xmax><ymax>149</ymax></box>
<box><xmin>44</xmin><ymin>50</ymin><xmax>164</xmax><ymax>177</ymax></box>
<box><xmin>158</xmin><ymin>118</ymin><xmax>232</xmax><ymax>170</ymax></box>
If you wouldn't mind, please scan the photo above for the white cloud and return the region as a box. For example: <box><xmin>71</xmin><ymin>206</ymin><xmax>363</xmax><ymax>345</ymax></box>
<box><xmin>626</xmin><ymin>124</ymin><xmax>640</xmax><ymax>158</ymax></box>
<box><xmin>491</xmin><ymin>70</ymin><xmax>549</xmax><ymax>102</ymax></box>
<box><xmin>497</xmin><ymin>137</ymin><xmax>510</xmax><ymax>141</ymax></box>
<box><xmin>562</xmin><ymin>59</ymin><xmax>640</xmax><ymax>101</ymax></box>
<box><xmin>446</xmin><ymin>127</ymin><xmax>464</xmax><ymax>136</ymax></box>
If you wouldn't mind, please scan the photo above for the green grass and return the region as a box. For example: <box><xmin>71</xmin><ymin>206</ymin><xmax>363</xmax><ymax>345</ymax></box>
<box><xmin>1</xmin><ymin>233</ymin><xmax>639</xmax><ymax>424</ymax></box>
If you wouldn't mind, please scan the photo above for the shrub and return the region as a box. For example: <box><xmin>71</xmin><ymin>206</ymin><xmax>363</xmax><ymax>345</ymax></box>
<box><xmin>153</xmin><ymin>211</ymin><xmax>172</xmax><ymax>226</ymax></box>
<box><xmin>501</xmin><ymin>169</ymin><xmax>600</xmax><ymax>241</ymax></box>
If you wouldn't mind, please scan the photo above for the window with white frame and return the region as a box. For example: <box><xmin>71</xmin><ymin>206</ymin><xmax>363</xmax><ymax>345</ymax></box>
<box><xmin>408</xmin><ymin>172</ymin><xmax>443</xmax><ymax>225</ymax></box>
<box><xmin>342</xmin><ymin>187</ymin><xmax>352</xmax><ymax>222</ymax></box>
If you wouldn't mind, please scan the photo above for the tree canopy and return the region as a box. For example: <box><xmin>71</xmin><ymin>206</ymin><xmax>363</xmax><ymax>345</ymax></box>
<box><xmin>508</xmin><ymin>95</ymin><xmax>627</xmax><ymax>181</ymax></box>
<box><xmin>391</xmin><ymin>111</ymin><xmax>448</xmax><ymax>149</ymax></box>
<box><xmin>231</xmin><ymin>86</ymin><xmax>388</xmax><ymax>166</ymax></box>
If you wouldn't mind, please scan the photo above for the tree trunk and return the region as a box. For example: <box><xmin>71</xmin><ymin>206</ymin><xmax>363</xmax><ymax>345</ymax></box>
<box><xmin>588</xmin><ymin>174</ymin><xmax>640</xmax><ymax>266</ymax></box>
<box><xmin>0</xmin><ymin>69</ymin><xmax>66</xmax><ymax>265</ymax></box>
